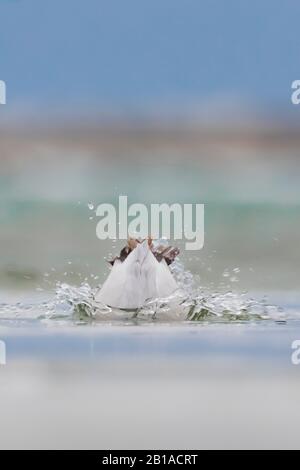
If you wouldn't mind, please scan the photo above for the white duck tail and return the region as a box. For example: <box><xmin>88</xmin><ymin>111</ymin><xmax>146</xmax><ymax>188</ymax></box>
<box><xmin>95</xmin><ymin>240</ymin><xmax>178</xmax><ymax>310</ymax></box>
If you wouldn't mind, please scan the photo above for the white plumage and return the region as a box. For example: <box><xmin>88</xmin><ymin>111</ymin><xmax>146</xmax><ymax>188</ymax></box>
<box><xmin>95</xmin><ymin>240</ymin><xmax>178</xmax><ymax>309</ymax></box>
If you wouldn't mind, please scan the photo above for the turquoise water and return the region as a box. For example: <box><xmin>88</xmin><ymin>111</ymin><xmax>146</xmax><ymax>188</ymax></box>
<box><xmin>0</xmin><ymin>142</ymin><xmax>300</xmax><ymax>449</ymax></box>
<box><xmin>1</xmin><ymin>156</ymin><xmax>299</xmax><ymax>325</ymax></box>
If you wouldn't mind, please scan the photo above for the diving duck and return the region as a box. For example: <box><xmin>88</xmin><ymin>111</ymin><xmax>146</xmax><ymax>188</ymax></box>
<box><xmin>95</xmin><ymin>238</ymin><xmax>179</xmax><ymax>309</ymax></box>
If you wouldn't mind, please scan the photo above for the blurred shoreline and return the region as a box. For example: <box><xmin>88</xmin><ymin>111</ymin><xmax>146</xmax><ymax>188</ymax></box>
<box><xmin>1</xmin><ymin>120</ymin><xmax>300</xmax><ymax>164</ymax></box>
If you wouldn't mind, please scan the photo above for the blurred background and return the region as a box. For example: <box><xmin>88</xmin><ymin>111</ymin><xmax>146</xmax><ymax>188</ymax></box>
<box><xmin>0</xmin><ymin>0</ymin><xmax>300</xmax><ymax>450</ymax></box>
<box><xmin>0</xmin><ymin>0</ymin><xmax>299</xmax><ymax>297</ymax></box>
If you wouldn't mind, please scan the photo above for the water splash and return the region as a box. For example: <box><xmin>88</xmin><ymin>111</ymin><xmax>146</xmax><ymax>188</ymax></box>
<box><xmin>0</xmin><ymin>251</ymin><xmax>285</xmax><ymax>325</ymax></box>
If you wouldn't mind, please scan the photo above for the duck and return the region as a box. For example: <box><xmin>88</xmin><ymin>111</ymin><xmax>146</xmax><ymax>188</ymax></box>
<box><xmin>95</xmin><ymin>238</ymin><xmax>180</xmax><ymax>310</ymax></box>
